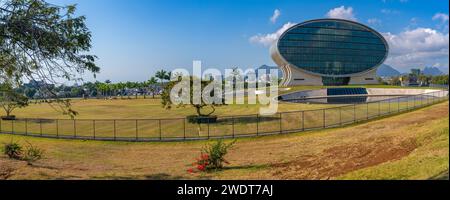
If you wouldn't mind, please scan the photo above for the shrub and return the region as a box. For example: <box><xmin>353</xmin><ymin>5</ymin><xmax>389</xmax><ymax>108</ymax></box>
<box><xmin>188</xmin><ymin>140</ymin><xmax>236</xmax><ymax>173</ymax></box>
<box><xmin>3</xmin><ymin>141</ymin><xmax>23</xmax><ymax>159</ymax></box>
<box><xmin>23</xmin><ymin>142</ymin><xmax>44</xmax><ymax>165</ymax></box>
<box><xmin>203</xmin><ymin>140</ymin><xmax>236</xmax><ymax>169</ymax></box>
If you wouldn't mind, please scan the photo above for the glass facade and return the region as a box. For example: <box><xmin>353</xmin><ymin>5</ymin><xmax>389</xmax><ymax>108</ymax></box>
<box><xmin>277</xmin><ymin>20</ymin><xmax>388</xmax><ymax>76</ymax></box>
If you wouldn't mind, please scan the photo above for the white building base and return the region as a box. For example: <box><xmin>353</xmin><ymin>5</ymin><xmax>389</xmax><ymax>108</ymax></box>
<box><xmin>280</xmin><ymin>65</ymin><xmax>380</xmax><ymax>86</ymax></box>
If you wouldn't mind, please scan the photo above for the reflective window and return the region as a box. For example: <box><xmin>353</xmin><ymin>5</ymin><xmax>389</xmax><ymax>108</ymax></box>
<box><xmin>278</xmin><ymin>20</ymin><xmax>388</xmax><ymax>75</ymax></box>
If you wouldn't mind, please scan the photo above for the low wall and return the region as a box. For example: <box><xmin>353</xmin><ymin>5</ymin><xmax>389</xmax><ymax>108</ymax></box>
<box><xmin>366</xmin><ymin>88</ymin><xmax>441</xmax><ymax>96</ymax></box>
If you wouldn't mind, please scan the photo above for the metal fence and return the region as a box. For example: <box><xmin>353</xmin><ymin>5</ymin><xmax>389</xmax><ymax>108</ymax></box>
<box><xmin>1</xmin><ymin>90</ymin><xmax>448</xmax><ymax>142</ymax></box>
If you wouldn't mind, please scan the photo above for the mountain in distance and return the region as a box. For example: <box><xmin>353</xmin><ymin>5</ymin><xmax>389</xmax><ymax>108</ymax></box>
<box><xmin>377</xmin><ymin>64</ymin><xmax>401</xmax><ymax>77</ymax></box>
<box><xmin>422</xmin><ymin>67</ymin><xmax>445</xmax><ymax>76</ymax></box>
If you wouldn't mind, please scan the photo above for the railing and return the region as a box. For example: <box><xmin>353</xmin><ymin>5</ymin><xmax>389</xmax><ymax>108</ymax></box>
<box><xmin>0</xmin><ymin>90</ymin><xmax>448</xmax><ymax>142</ymax></box>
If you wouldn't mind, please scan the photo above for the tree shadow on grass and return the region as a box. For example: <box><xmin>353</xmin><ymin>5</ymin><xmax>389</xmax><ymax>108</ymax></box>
<box><xmin>90</xmin><ymin>173</ymin><xmax>188</xmax><ymax>180</ymax></box>
<box><xmin>216</xmin><ymin>116</ymin><xmax>280</xmax><ymax>125</ymax></box>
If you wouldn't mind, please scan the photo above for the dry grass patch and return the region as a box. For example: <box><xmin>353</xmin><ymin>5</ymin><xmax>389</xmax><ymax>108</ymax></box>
<box><xmin>0</xmin><ymin>101</ymin><xmax>448</xmax><ymax>180</ymax></box>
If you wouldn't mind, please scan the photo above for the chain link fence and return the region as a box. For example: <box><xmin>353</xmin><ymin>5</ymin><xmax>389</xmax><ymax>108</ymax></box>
<box><xmin>1</xmin><ymin>90</ymin><xmax>448</xmax><ymax>142</ymax></box>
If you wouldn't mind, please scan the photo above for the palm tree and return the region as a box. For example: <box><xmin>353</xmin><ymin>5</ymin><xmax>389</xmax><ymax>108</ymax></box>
<box><xmin>147</xmin><ymin>77</ymin><xmax>158</xmax><ymax>98</ymax></box>
<box><xmin>155</xmin><ymin>70</ymin><xmax>168</xmax><ymax>85</ymax></box>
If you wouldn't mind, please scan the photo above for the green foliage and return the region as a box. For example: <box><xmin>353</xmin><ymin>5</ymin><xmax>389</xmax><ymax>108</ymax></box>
<box><xmin>431</xmin><ymin>75</ymin><xmax>449</xmax><ymax>85</ymax></box>
<box><xmin>3</xmin><ymin>141</ymin><xmax>23</xmax><ymax>159</ymax></box>
<box><xmin>23</xmin><ymin>142</ymin><xmax>44</xmax><ymax>165</ymax></box>
<box><xmin>161</xmin><ymin>76</ymin><xmax>226</xmax><ymax>117</ymax></box>
<box><xmin>202</xmin><ymin>140</ymin><xmax>236</xmax><ymax>169</ymax></box>
<box><xmin>0</xmin><ymin>83</ymin><xmax>29</xmax><ymax>117</ymax></box>
<box><xmin>1</xmin><ymin>0</ymin><xmax>98</xmax><ymax>117</ymax></box>
<box><xmin>2</xmin><ymin>140</ymin><xmax>44</xmax><ymax>165</ymax></box>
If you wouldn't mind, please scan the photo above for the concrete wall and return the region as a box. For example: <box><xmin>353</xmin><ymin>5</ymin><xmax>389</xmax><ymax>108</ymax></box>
<box><xmin>367</xmin><ymin>88</ymin><xmax>442</xmax><ymax>95</ymax></box>
<box><xmin>348</xmin><ymin>69</ymin><xmax>379</xmax><ymax>85</ymax></box>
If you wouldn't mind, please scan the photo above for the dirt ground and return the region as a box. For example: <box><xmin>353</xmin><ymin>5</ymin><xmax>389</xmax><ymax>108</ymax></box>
<box><xmin>0</xmin><ymin>102</ymin><xmax>448</xmax><ymax>180</ymax></box>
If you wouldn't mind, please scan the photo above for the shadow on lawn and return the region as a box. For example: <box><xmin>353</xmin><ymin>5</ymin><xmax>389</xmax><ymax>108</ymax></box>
<box><xmin>91</xmin><ymin>173</ymin><xmax>187</xmax><ymax>180</ymax></box>
<box><xmin>216</xmin><ymin>116</ymin><xmax>280</xmax><ymax>124</ymax></box>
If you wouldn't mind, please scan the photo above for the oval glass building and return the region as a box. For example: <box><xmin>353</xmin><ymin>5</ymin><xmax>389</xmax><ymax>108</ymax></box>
<box><xmin>271</xmin><ymin>18</ymin><xmax>389</xmax><ymax>86</ymax></box>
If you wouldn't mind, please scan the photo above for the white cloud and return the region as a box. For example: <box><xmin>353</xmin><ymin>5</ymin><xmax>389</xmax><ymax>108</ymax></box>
<box><xmin>383</xmin><ymin>28</ymin><xmax>449</xmax><ymax>71</ymax></box>
<box><xmin>367</xmin><ymin>18</ymin><xmax>381</xmax><ymax>26</ymax></box>
<box><xmin>249</xmin><ymin>22</ymin><xmax>295</xmax><ymax>46</ymax></box>
<box><xmin>326</xmin><ymin>6</ymin><xmax>357</xmax><ymax>21</ymax></box>
<box><xmin>432</xmin><ymin>13</ymin><xmax>449</xmax><ymax>23</ymax></box>
<box><xmin>270</xmin><ymin>9</ymin><xmax>281</xmax><ymax>24</ymax></box>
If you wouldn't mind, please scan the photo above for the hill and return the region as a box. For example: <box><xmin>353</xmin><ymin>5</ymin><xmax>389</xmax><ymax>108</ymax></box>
<box><xmin>377</xmin><ymin>64</ymin><xmax>401</xmax><ymax>77</ymax></box>
<box><xmin>423</xmin><ymin>67</ymin><xmax>444</xmax><ymax>76</ymax></box>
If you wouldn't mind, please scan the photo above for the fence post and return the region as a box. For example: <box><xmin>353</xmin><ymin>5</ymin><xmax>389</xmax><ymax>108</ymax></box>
<box><xmin>279</xmin><ymin>113</ymin><xmax>282</xmax><ymax>133</ymax></box>
<box><xmin>388</xmin><ymin>99</ymin><xmax>391</xmax><ymax>114</ymax></box>
<box><xmin>0</xmin><ymin>119</ymin><xmax>2</xmax><ymax>132</ymax></box>
<box><xmin>159</xmin><ymin>119</ymin><xmax>162</xmax><ymax>141</ymax></box>
<box><xmin>114</xmin><ymin>120</ymin><xmax>116</xmax><ymax>141</ymax></box>
<box><xmin>93</xmin><ymin>120</ymin><xmax>96</xmax><ymax>139</ymax></box>
<box><xmin>398</xmin><ymin>97</ymin><xmax>400</xmax><ymax>112</ymax></box>
<box><xmin>74</xmin><ymin>120</ymin><xmax>76</xmax><ymax>138</ymax></box>
<box><xmin>256</xmin><ymin>114</ymin><xmax>259</xmax><ymax>136</ymax></box>
<box><xmin>183</xmin><ymin>118</ymin><xmax>186</xmax><ymax>140</ymax></box>
<box><xmin>207</xmin><ymin>120</ymin><xmax>210</xmax><ymax>139</ymax></box>
<box><xmin>135</xmin><ymin>120</ymin><xmax>138</xmax><ymax>141</ymax></box>
<box><xmin>232</xmin><ymin>116</ymin><xmax>235</xmax><ymax>138</ymax></box>
<box><xmin>420</xmin><ymin>94</ymin><xmax>423</xmax><ymax>107</ymax></box>
<box><xmin>339</xmin><ymin>107</ymin><xmax>342</xmax><ymax>126</ymax></box>
<box><xmin>25</xmin><ymin>119</ymin><xmax>28</xmax><ymax>135</ymax></box>
<box><xmin>11</xmin><ymin>119</ymin><xmax>14</xmax><ymax>133</ymax></box>
<box><xmin>40</xmin><ymin>119</ymin><xmax>42</xmax><ymax>136</ymax></box>
<box><xmin>406</xmin><ymin>96</ymin><xmax>409</xmax><ymax>111</ymax></box>
<box><xmin>378</xmin><ymin>101</ymin><xmax>381</xmax><ymax>117</ymax></box>
<box><xmin>56</xmin><ymin>119</ymin><xmax>59</xmax><ymax>138</ymax></box>
<box><xmin>353</xmin><ymin>104</ymin><xmax>356</xmax><ymax>122</ymax></box>
<box><xmin>299</xmin><ymin>111</ymin><xmax>304</xmax><ymax>131</ymax></box>
<box><xmin>323</xmin><ymin>109</ymin><xmax>326</xmax><ymax>128</ymax></box>
<box><xmin>366</xmin><ymin>103</ymin><xmax>369</xmax><ymax>120</ymax></box>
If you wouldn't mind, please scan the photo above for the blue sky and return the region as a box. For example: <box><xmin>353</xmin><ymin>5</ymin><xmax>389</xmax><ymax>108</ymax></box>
<box><xmin>49</xmin><ymin>0</ymin><xmax>449</xmax><ymax>83</ymax></box>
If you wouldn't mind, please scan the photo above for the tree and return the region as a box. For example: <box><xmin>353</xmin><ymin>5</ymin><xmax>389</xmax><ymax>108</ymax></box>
<box><xmin>161</xmin><ymin>76</ymin><xmax>225</xmax><ymax>117</ymax></box>
<box><xmin>147</xmin><ymin>77</ymin><xmax>158</xmax><ymax>98</ymax></box>
<box><xmin>0</xmin><ymin>83</ymin><xmax>28</xmax><ymax>118</ymax></box>
<box><xmin>70</xmin><ymin>87</ymin><xmax>84</xmax><ymax>97</ymax></box>
<box><xmin>1</xmin><ymin>0</ymin><xmax>99</xmax><ymax>116</ymax></box>
<box><xmin>155</xmin><ymin>70</ymin><xmax>168</xmax><ymax>85</ymax></box>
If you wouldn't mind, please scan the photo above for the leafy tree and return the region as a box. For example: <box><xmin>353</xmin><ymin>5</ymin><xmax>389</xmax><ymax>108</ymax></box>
<box><xmin>70</xmin><ymin>87</ymin><xmax>84</xmax><ymax>97</ymax></box>
<box><xmin>161</xmin><ymin>76</ymin><xmax>225</xmax><ymax>117</ymax></box>
<box><xmin>431</xmin><ymin>75</ymin><xmax>449</xmax><ymax>85</ymax></box>
<box><xmin>0</xmin><ymin>83</ymin><xmax>28</xmax><ymax>117</ymax></box>
<box><xmin>147</xmin><ymin>77</ymin><xmax>158</xmax><ymax>98</ymax></box>
<box><xmin>155</xmin><ymin>70</ymin><xmax>168</xmax><ymax>85</ymax></box>
<box><xmin>1</xmin><ymin>0</ymin><xmax>99</xmax><ymax>116</ymax></box>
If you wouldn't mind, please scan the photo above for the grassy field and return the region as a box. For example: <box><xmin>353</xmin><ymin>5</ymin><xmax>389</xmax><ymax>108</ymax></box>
<box><xmin>0</xmin><ymin>85</ymin><xmax>445</xmax><ymax>139</ymax></box>
<box><xmin>3</xmin><ymin>85</ymin><xmax>444</xmax><ymax>119</ymax></box>
<box><xmin>0</xmin><ymin>101</ymin><xmax>448</xmax><ymax>180</ymax></box>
